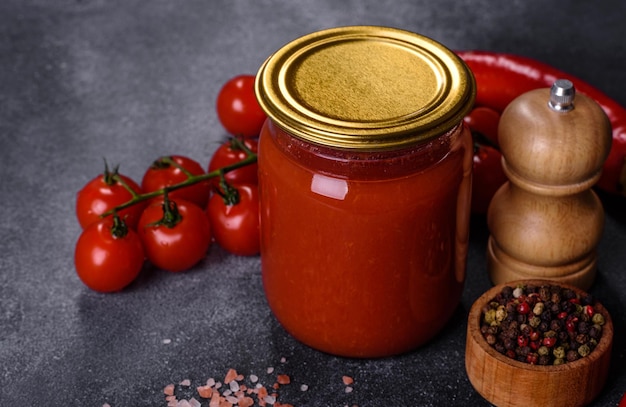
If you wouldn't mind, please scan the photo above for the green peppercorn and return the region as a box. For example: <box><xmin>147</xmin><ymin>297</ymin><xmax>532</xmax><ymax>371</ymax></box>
<box><xmin>538</xmin><ymin>345</ymin><xmax>549</xmax><ymax>356</ymax></box>
<box><xmin>553</xmin><ymin>346</ymin><xmax>566</xmax><ymax>359</ymax></box>
<box><xmin>484</xmin><ymin>309</ymin><xmax>496</xmax><ymax>325</ymax></box>
<box><xmin>533</xmin><ymin>302</ymin><xmax>545</xmax><ymax>315</ymax></box>
<box><xmin>529</xmin><ymin>316</ymin><xmax>541</xmax><ymax>328</ymax></box>
<box><xmin>592</xmin><ymin>313</ymin><xmax>605</xmax><ymax>326</ymax></box>
<box><xmin>553</xmin><ymin>358</ymin><xmax>565</xmax><ymax>366</ymax></box>
<box><xmin>578</xmin><ymin>344</ymin><xmax>591</xmax><ymax>357</ymax></box>
<box><xmin>495</xmin><ymin>305</ymin><xmax>507</xmax><ymax>323</ymax></box>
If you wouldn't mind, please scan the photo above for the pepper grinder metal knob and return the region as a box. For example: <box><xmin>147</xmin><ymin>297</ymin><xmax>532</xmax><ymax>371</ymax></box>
<box><xmin>486</xmin><ymin>79</ymin><xmax>612</xmax><ymax>290</ymax></box>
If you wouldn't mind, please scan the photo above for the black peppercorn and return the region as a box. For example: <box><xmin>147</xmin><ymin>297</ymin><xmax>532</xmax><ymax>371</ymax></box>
<box><xmin>494</xmin><ymin>342</ymin><xmax>505</xmax><ymax>354</ymax></box>
<box><xmin>550</xmin><ymin>302</ymin><xmax>561</xmax><ymax>315</ymax></box>
<box><xmin>550</xmin><ymin>319</ymin><xmax>563</xmax><ymax>332</ymax></box>
<box><xmin>562</xmin><ymin>288</ymin><xmax>576</xmax><ymax>301</ymax></box>
<box><xmin>538</xmin><ymin>354</ymin><xmax>551</xmax><ymax>365</ymax></box>
<box><xmin>575</xmin><ymin>334</ymin><xmax>589</xmax><ymax>344</ymax></box>
<box><xmin>589</xmin><ymin>325</ymin><xmax>602</xmax><ymax>339</ymax></box>
<box><xmin>566</xmin><ymin>350</ymin><xmax>579</xmax><ymax>362</ymax></box>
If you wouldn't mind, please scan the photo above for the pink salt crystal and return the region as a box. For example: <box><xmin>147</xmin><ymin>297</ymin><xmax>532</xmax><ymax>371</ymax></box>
<box><xmin>189</xmin><ymin>398</ymin><xmax>201</xmax><ymax>407</ymax></box>
<box><xmin>180</xmin><ymin>379</ymin><xmax>191</xmax><ymax>387</ymax></box>
<box><xmin>229</xmin><ymin>380</ymin><xmax>240</xmax><ymax>392</ymax></box>
<box><xmin>209</xmin><ymin>392</ymin><xmax>221</xmax><ymax>407</ymax></box>
<box><xmin>225</xmin><ymin>395</ymin><xmax>239</xmax><ymax>404</ymax></box>
<box><xmin>238</xmin><ymin>397</ymin><xmax>255</xmax><ymax>407</ymax></box>
<box><xmin>164</xmin><ymin>384</ymin><xmax>176</xmax><ymax>396</ymax></box>
<box><xmin>197</xmin><ymin>385</ymin><xmax>213</xmax><ymax>399</ymax></box>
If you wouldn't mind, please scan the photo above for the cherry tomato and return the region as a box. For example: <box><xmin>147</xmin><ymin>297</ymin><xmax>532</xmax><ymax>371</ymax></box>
<box><xmin>138</xmin><ymin>197</ymin><xmax>212</xmax><ymax>272</ymax></box>
<box><xmin>216</xmin><ymin>75</ymin><xmax>267</xmax><ymax>138</ymax></box>
<box><xmin>207</xmin><ymin>184</ymin><xmax>260</xmax><ymax>256</ymax></box>
<box><xmin>463</xmin><ymin>106</ymin><xmax>501</xmax><ymax>145</ymax></box>
<box><xmin>141</xmin><ymin>155</ymin><xmax>211</xmax><ymax>208</ymax></box>
<box><xmin>208</xmin><ymin>138</ymin><xmax>258</xmax><ymax>187</ymax></box>
<box><xmin>619</xmin><ymin>392</ymin><xmax>626</xmax><ymax>407</ymax></box>
<box><xmin>74</xmin><ymin>214</ymin><xmax>145</xmax><ymax>292</ymax></box>
<box><xmin>472</xmin><ymin>144</ymin><xmax>508</xmax><ymax>215</ymax></box>
<box><xmin>76</xmin><ymin>166</ymin><xmax>145</xmax><ymax>229</ymax></box>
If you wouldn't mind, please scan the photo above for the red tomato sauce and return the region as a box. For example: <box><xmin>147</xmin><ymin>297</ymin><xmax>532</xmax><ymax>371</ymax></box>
<box><xmin>258</xmin><ymin>120</ymin><xmax>473</xmax><ymax>357</ymax></box>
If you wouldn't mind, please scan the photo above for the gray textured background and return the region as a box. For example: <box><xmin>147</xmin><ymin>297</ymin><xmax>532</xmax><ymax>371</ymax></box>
<box><xmin>1</xmin><ymin>1</ymin><xmax>625</xmax><ymax>406</ymax></box>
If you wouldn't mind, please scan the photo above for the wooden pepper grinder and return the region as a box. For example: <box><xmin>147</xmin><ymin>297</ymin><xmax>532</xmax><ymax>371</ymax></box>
<box><xmin>487</xmin><ymin>79</ymin><xmax>612</xmax><ymax>290</ymax></box>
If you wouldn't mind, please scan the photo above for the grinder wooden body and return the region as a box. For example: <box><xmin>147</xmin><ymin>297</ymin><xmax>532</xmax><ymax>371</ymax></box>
<box><xmin>487</xmin><ymin>83</ymin><xmax>612</xmax><ymax>290</ymax></box>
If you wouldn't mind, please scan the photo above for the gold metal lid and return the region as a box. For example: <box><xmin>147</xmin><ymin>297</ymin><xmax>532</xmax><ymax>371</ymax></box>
<box><xmin>255</xmin><ymin>26</ymin><xmax>475</xmax><ymax>151</ymax></box>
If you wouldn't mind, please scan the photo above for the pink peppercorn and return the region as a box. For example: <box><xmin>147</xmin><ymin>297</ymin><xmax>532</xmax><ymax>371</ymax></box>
<box><xmin>517</xmin><ymin>302</ymin><xmax>531</xmax><ymax>315</ymax></box>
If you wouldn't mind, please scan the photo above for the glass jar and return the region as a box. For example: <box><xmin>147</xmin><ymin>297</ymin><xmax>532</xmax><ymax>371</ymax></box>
<box><xmin>255</xmin><ymin>26</ymin><xmax>475</xmax><ymax>357</ymax></box>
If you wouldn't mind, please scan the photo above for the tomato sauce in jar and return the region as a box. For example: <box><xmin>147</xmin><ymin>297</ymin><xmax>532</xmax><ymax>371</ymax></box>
<box><xmin>255</xmin><ymin>26</ymin><xmax>475</xmax><ymax>357</ymax></box>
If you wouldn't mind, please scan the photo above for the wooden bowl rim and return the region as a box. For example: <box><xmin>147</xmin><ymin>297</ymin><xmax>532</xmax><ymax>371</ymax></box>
<box><xmin>468</xmin><ymin>279</ymin><xmax>613</xmax><ymax>372</ymax></box>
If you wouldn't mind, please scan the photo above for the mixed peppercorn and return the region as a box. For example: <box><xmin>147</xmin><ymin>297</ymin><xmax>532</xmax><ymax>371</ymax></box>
<box><xmin>480</xmin><ymin>284</ymin><xmax>605</xmax><ymax>365</ymax></box>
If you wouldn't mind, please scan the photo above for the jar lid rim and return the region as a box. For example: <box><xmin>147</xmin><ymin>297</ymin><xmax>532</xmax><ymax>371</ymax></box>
<box><xmin>255</xmin><ymin>25</ymin><xmax>475</xmax><ymax>150</ymax></box>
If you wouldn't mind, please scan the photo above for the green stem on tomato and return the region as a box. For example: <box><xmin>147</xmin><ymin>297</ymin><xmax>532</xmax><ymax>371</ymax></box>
<box><xmin>110</xmin><ymin>211</ymin><xmax>130</xmax><ymax>238</ymax></box>
<box><xmin>215</xmin><ymin>172</ymin><xmax>240</xmax><ymax>206</ymax></box>
<box><xmin>159</xmin><ymin>156</ymin><xmax>196</xmax><ymax>179</ymax></box>
<box><xmin>145</xmin><ymin>192</ymin><xmax>182</xmax><ymax>229</ymax></box>
<box><xmin>101</xmin><ymin>146</ymin><xmax>257</xmax><ymax>217</ymax></box>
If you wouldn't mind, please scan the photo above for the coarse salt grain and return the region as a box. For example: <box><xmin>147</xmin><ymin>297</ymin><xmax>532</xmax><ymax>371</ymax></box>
<box><xmin>163</xmin><ymin>338</ymin><xmax>172</xmax><ymax>344</ymax></box>
<box><xmin>164</xmin><ymin>384</ymin><xmax>175</xmax><ymax>396</ymax></box>
<box><xmin>280</xmin><ymin>357</ymin><xmax>287</xmax><ymax>363</ymax></box>
<box><xmin>197</xmin><ymin>385</ymin><xmax>213</xmax><ymax>398</ymax></box>
<box><xmin>180</xmin><ymin>379</ymin><xmax>191</xmax><ymax>387</ymax></box>
<box><xmin>249</xmin><ymin>374</ymin><xmax>259</xmax><ymax>383</ymax></box>
<box><xmin>224</xmin><ymin>368</ymin><xmax>239</xmax><ymax>384</ymax></box>
<box><xmin>345</xmin><ymin>386</ymin><xmax>354</xmax><ymax>393</ymax></box>
<box><xmin>229</xmin><ymin>380</ymin><xmax>240</xmax><ymax>392</ymax></box>
<box><xmin>300</xmin><ymin>384</ymin><xmax>309</xmax><ymax>391</ymax></box>
<box><xmin>277</xmin><ymin>374</ymin><xmax>290</xmax><ymax>385</ymax></box>
<box><xmin>267</xmin><ymin>367</ymin><xmax>274</xmax><ymax>374</ymax></box>
<box><xmin>189</xmin><ymin>398</ymin><xmax>201</xmax><ymax>407</ymax></box>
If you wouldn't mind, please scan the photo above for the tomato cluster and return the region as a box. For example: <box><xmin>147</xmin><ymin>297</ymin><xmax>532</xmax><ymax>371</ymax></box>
<box><xmin>73</xmin><ymin>75</ymin><xmax>265</xmax><ymax>293</ymax></box>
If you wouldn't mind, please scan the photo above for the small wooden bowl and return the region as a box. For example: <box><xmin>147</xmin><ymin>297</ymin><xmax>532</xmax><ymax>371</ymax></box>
<box><xmin>465</xmin><ymin>280</ymin><xmax>613</xmax><ymax>407</ymax></box>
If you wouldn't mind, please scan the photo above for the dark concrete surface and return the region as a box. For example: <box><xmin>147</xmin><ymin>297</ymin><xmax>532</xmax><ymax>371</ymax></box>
<box><xmin>1</xmin><ymin>1</ymin><xmax>625</xmax><ymax>406</ymax></box>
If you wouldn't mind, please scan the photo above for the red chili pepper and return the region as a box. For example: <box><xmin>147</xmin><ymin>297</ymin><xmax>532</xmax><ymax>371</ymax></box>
<box><xmin>456</xmin><ymin>50</ymin><xmax>626</xmax><ymax>196</ymax></box>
